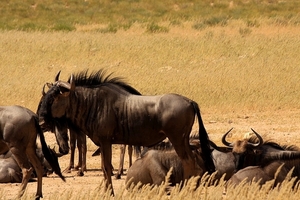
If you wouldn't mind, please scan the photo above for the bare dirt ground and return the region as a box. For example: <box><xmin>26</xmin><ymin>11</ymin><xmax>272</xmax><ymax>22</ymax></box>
<box><xmin>1</xmin><ymin>109</ymin><xmax>300</xmax><ymax>199</ymax></box>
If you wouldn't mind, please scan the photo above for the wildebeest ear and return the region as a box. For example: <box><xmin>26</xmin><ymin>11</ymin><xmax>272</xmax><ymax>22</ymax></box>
<box><xmin>57</xmin><ymin>81</ymin><xmax>72</xmax><ymax>96</ymax></box>
<box><xmin>46</xmin><ymin>83</ymin><xmax>53</xmax><ymax>88</ymax></box>
<box><xmin>59</xmin><ymin>87</ymin><xmax>70</xmax><ymax>97</ymax></box>
<box><xmin>42</xmin><ymin>83</ymin><xmax>53</xmax><ymax>96</ymax></box>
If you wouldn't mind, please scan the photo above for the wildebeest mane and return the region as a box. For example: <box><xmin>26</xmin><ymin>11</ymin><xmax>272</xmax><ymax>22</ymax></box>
<box><xmin>39</xmin><ymin>69</ymin><xmax>141</xmax><ymax>131</ymax></box>
<box><xmin>247</xmin><ymin>135</ymin><xmax>300</xmax><ymax>151</ymax></box>
<box><xmin>68</xmin><ymin>69</ymin><xmax>141</xmax><ymax>95</ymax></box>
<box><xmin>247</xmin><ymin>135</ymin><xmax>284</xmax><ymax>150</ymax></box>
<box><xmin>246</xmin><ymin>135</ymin><xmax>300</xmax><ymax>165</ymax></box>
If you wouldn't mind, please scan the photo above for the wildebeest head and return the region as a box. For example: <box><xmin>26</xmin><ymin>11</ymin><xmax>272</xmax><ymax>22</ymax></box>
<box><xmin>37</xmin><ymin>71</ymin><xmax>73</xmax><ymax>155</ymax></box>
<box><xmin>222</xmin><ymin>128</ymin><xmax>263</xmax><ymax>155</ymax></box>
<box><xmin>221</xmin><ymin>128</ymin><xmax>264</xmax><ymax>170</ymax></box>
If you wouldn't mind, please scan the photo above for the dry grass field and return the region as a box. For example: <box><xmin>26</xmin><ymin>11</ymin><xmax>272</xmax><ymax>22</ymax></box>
<box><xmin>1</xmin><ymin>21</ymin><xmax>300</xmax><ymax>199</ymax></box>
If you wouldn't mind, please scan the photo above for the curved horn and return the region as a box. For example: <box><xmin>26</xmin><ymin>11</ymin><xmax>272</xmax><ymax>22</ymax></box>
<box><xmin>55</xmin><ymin>70</ymin><xmax>61</xmax><ymax>82</ymax></box>
<box><xmin>57</xmin><ymin>81</ymin><xmax>71</xmax><ymax>90</ymax></box>
<box><xmin>42</xmin><ymin>84</ymin><xmax>46</xmax><ymax>96</ymax></box>
<box><xmin>248</xmin><ymin>128</ymin><xmax>264</xmax><ymax>147</ymax></box>
<box><xmin>221</xmin><ymin>127</ymin><xmax>234</xmax><ymax>147</ymax></box>
<box><xmin>69</xmin><ymin>74</ymin><xmax>75</xmax><ymax>91</ymax></box>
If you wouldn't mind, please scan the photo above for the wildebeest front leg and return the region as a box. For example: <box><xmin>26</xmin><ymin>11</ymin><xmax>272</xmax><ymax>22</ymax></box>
<box><xmin>10</xmin><ymin>147</ymin><xmax>34</xmax><ymax>199</ymax></box>
<box><xmin>75</xmin><ymin>133</ymin><xmax>87</xmax><ymax>176</ymax></box>
<box><xmin>115</xmin><ymin>144</ymin><xmax>126</xmax><ymax>179</ymax></box>
<box><xmin>63</xmin><ymin>130</ymin><xmax>76</xmax><ymax>173</ymax></box>
<box><xmin>100</xmin><ymin>143</ymin><xmax>114</xmax><ymax>195</ymax></box>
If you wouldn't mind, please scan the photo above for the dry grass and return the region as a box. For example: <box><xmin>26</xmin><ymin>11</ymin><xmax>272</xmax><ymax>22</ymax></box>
<box><xmin>1</xmin><ymin>21</ymin><xmax>300</xmax><ymax>114</ymax></box>
<box><xmin>1</xmin><ymin>22</ymin><xmax>300</xmax><ymax>199</ymax></box>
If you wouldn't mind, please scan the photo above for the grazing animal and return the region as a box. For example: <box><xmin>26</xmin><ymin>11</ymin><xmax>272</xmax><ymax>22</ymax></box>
<box><xmin>125</xmin><ymin>137</ymin><xmax>235</xmax><ymax>188</ymax></box>
<box><xmin>0</xmin><ymin>105</ymin><xmax>65</xmax><ymax>199</ymax></box>
<box><xmin>37</xmin><ymin>69</ymin><xmax>215</xmax><ymax>194</ymax></box>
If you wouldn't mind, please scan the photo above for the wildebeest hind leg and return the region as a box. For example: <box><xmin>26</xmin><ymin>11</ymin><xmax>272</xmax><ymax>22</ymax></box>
<box><xmin>26</xmin><ymin>147</ymin><xmax>44</xmax><ymax>199</ymax></box>
<box><xmin>10</xmin><ymin>147</ymin><xmax>33</xmax><ymax>198</ymax></box>
<box><xmin>172</xmin><ymin>143</ymin><xmax>197</xmax><ymax>181</ymax></box>
<box><xmin>100</xmin><ymin>143</ymin><xmax>114</xmax><ymax>195</ymax></box>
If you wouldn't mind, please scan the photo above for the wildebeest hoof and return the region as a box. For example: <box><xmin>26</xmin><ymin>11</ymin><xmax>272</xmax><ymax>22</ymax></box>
<box><xmin>35</xmin><ymin>194</ymin><xmax>42</xmax><ymax>200</ymax></box>
<box><xmin>76</xmin><ymin>171</ymin><xmax>84</xmax><ymax>176</ymax></box>
<box><xmin>115</xmin><ymin>174</ymin><xmax>121</xmax><ymax>179</ymax></box>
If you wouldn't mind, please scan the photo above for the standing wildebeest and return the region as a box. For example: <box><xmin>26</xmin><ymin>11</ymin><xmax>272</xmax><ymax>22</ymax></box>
<box><xmin>37</xmin><ymin>69</ymin><xmax>215</xmax><ymax>194</ymax></box>
<box><xmin>41</xmin><ymin>74</ymin><xmax>141</xmax><ymax>178</ymax></box>
<box><xmin>41</xmin><ymin>83</ymin><xmax>86</xmax><ymax>176</ymax></box>
<box><xmin>0</xmin><ymin>105</ymin><xmax>65</xmax><ymax>199</ymax></box>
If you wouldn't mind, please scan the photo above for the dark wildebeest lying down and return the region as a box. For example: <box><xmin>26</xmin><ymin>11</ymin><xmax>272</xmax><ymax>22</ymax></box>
<box><xmin>227</xmin><ymin>161</ymin><xmax>298</xmax><ymax>187</ymax></box>
<box><xmin>37</xmin><ymin>69</ymin><xmax>215</xmax><ymax>194</ymax></box>
<box><xmin>0</xmin><ymin>105</ymin><xmax>65</xmax><ymax>199</ymax></box>
<box><xmin>125</xmin><ymin>136</ymin><xmax>235</xmax><ymax>188</ymax></box>
<box><xmin>0</xmin><ymin>149</ymin><xmax>53</xmax><ymax>183</ymax></box>
<box><xmin>222</xmin><ymin>128</ymin><xmax>300</xmax><ymax>169</ymax></box>
<box><xmin>0</xmin><ymin>150</ymin><xmax>22</xmax><ymax>183</ymax></box>
<box><xmin>223</xmin><ymin>129</ymin><xmax>300</xmax><ymax>188</ymax></box>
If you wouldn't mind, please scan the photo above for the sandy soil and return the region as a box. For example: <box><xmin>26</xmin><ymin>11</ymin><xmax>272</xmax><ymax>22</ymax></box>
<box><xmin>1</xmin><ymin>109</ymin><xmax>300</xmax><ymax>199</ymax></box>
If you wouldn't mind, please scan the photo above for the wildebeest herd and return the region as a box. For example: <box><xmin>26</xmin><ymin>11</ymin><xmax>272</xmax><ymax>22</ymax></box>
<box><xmin>1</xmin><ymin>69</ymin><xmax>300</xmax><ymax>199</ymax></box>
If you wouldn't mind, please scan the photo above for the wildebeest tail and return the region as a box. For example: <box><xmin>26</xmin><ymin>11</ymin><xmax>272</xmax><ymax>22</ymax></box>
<box><xmin>34</xmin><ymin>116</ymin><xmax>66</xmax><ymax>182</ymax></box>
<box><xmin>191</xmin><ymin>101</ymin><xmax>215</xmax><ymax>174</ymax></box>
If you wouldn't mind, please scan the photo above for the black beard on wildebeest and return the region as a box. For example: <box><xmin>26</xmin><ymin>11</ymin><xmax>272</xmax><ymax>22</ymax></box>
<box><xmin>37</xmin><ymin>69</ymin><xmax>215</xmax><ymax>195</ymax></box>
